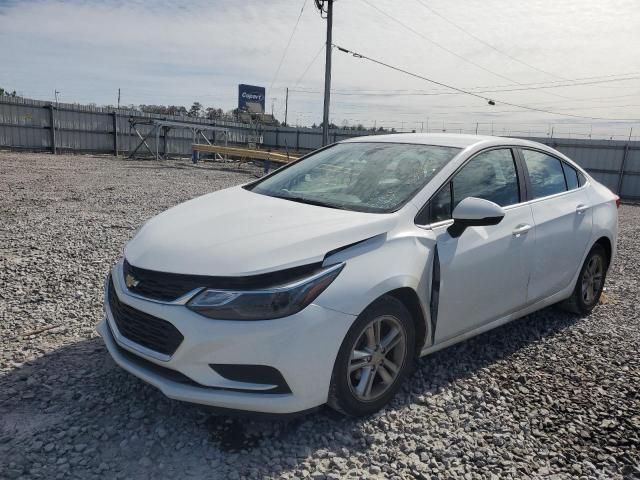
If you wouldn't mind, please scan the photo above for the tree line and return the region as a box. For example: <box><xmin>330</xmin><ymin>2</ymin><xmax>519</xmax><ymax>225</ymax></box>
<box><xmin>313</xmin><ymin>122</ymin><xmax>397</xmax><ymax>133</ymax></box>
<box><xmin>0</xmin><ymin>87</ymin><xmax>18</xmax><ymax>97</ymax></box>
<box><xmin>119</xmin><ymin>102</ymin><xmax>232</xmax><ymax>121</ymax></box>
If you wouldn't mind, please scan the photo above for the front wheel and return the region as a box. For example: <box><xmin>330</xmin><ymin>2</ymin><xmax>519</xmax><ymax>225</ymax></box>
<box><xmin>327</xmin><ymin>296</ymin><xmax>415</xmax><ymax>416</ymax></box>
<box><xmin>561</xmin><ymin>244</ymin><xmax>608</xmax><ymax>315</ymax></box>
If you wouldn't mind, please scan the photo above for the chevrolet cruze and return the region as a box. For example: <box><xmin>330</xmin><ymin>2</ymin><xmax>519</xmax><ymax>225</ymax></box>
<box><xmin>98</xmin><ymin>133</ymin><xmax>619</xmax><ymax>416</ymax></box>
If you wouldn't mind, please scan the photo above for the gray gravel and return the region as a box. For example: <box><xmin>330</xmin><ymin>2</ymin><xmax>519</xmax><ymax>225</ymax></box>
<box><xmin>1</xmin><ymin>151</ymin><xmax>639</xmax><ymax>480</ymax></box>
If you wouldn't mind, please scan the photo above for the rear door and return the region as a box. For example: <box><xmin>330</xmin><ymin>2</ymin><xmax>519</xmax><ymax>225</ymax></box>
<box><xmin>418</xmin><ymin>148</ymin><xmax>535</xmax><ymax>343</ymax></box>
<box><xmin>518</xmin><ymin>149</ymin><xmax>593</xmax><ymax>302</ymax></box>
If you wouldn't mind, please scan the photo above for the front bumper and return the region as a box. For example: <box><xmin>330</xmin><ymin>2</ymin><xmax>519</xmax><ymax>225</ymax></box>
<box><xmin>98</xmin><ymin>261</ymin><xmax>356</xmax><ymax>414</ymax></box>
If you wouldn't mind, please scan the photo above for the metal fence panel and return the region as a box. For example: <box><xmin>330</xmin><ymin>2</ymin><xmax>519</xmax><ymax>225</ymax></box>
<box><xmin>556</xmin><ymin>145</ymin><xmax>624</xmax><ymax>172</ymax></box>
<box><xmin>625</xmin><ymin>148</ymin><xmax>640</xmax><ymax>173</ymax></box>
<box><xmin>1</xmin><ymin>97</ymin><xmax>640</xmax><ymax>199</ymax></box>
<box><xmin>620</xmin><ymin>174</ymin><xmax>640</xmax><ymax>199</ymax></box>
<box><xmin>588</xmin><ymin>171</ymin><xmax>620</xmax><ymax>192</ymax></box>
<box><xmin>298</xmin><ymin>131</ymin><xmax>323</xmax><ymax>150</ymax></box>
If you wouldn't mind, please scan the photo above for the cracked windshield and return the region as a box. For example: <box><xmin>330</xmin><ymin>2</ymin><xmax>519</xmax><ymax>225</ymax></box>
<box><xmin>249</xmin><ymin>142</ymin><xmax>461</xmax><ymax>212</ymax></box>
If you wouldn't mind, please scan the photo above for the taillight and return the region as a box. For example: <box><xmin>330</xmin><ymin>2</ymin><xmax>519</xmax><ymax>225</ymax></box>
<box><xmin>614</xmin><ymin>195</ymin><xmax>621</xmax><ymax>209</ymax></box>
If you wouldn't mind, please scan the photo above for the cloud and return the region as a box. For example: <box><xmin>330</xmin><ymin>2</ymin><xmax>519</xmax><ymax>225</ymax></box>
<box><xmin>1</xmin><ymin>0</ymin><xmax>639</xmax><ymax>136</ymax></box>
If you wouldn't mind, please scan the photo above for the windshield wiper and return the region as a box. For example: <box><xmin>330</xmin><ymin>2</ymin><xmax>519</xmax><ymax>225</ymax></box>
<box><xmin>269</xmin><ymin>194</ymin><xmax>347</xmax><ymax>210</ymax></box>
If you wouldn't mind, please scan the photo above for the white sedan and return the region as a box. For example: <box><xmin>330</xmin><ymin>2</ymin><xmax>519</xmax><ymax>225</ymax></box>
<box><xmin>98</xmin><ymin>133</ymin><xmax>619</xmax><ymax>416</ymax></box>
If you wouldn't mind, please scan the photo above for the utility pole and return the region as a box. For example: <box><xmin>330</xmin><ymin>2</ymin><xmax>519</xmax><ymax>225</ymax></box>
<box><xmin>321</xmin><ymin>0</ymin><xmax>334</xmax><ymax>146</ymax></box>
<box><xmin>117</xmin><ymin>88</ymin><xmax>121</xmax><ymax>109</ymax></box>
<box><xmin>284</xmin><ymin>87</ymin><xmax>289</xmax><ymax>126</ymax></box>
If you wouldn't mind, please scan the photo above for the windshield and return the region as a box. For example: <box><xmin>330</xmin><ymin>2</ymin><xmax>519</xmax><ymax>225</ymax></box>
<box><xmin>247</xmin><ymin>142</ymin><xmax>460</xmax><ymax>213</ymax></box>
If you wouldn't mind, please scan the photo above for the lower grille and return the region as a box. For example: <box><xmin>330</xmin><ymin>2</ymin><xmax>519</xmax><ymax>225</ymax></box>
<box><xmin>210</xmin><ymin>364</ymin><xmax>291</xmax><ymax>394</ymax></box>
<box><xmin>108</xmin><ymin>325</ymin><xmax>291</xmax><ymax>395</ymax></box>
<box><xmin>107</xmin><ymin>276</ymin><xmax>184</xmax><ymax>356</ymax></box>
<box><xmin>113</xmin><ymin>337</ymin><xmax>200</xmax><ymax>386</ymax></box>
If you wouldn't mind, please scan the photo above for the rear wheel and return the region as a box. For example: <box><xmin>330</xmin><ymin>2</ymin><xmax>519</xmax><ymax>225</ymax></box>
<box><xmin>328</xmin><ymin>296</ymin><xmax>415</xmax><ymax>416</ymax></box>
<box><xmin>561</xmin><ymin>244</ymin><xmax>608</xmax><ymax>315</ymax></box>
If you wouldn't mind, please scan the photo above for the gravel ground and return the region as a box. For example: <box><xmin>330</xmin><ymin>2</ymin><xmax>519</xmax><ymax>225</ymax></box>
<box><xmin>0</xmin><ymin>151</ymin><xmax>639</xmax><ymax>480</ymax></box>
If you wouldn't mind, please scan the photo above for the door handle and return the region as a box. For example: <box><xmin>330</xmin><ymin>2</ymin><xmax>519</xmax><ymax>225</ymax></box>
<box><xmin>512</xmin><ymin>224</ymin><xmax>532</xmax><ymax>237</ymax></box>
<box><xmin>576</xmin><ymin>204</ymin><xmax>590</xmax><ymax>215</ymax></box>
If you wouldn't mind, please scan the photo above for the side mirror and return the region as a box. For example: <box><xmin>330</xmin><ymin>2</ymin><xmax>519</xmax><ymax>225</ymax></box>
<box><xmin>448</xmin><ymin>197</ymin><xmax>505</xmax><ymax>238</ymax></box>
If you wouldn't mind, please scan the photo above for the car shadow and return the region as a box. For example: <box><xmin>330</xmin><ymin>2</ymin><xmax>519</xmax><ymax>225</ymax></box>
<box><xmin>0</xmin><ymin>306</ymin><xmax>581</xmax><ymax>478</ymax></box>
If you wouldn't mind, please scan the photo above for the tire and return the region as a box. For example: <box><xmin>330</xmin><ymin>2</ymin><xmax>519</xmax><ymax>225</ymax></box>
<box><xmin>561</xmin><ymin>244</ymin><xmax>608</xmax><ymax>315</ymax></box>
<box><xmin>327</xmin><ymin>295</ymin><xmax>416</xmax><ymax>416</ymax></box>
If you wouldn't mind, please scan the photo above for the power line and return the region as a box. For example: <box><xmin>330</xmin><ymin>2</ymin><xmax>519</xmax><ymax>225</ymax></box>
<box><xmin>413</xmin><ymin>0</ymin><xmax>565</xmax><ymax>80</ymax></box>
<box><xmin>23</xmin><ymin>70</ymin><xmax>639</xmax><ymax>98</ymax></box>
<box><xmin>292</xmin><ymin>71</ymin><xmax>640</xmax><ymax>96</ymax></box>
<box><xmin>294</xmin><ymin>44</ymin><xmax>325</xmax><ymax>87</ymax></box>
<box><xmin>267</xmin><ymin>0</ymin><xmax>308</xmax><ymax>95</ymax></box>
<box><xmin>360</xmin><ymin>0</ymin><xmax>519</xmax><ymax>85</ymax></box>
<box><xmin>465</xmin><ymin>72</ymin><xmax>640</xmax><ymax>91</ymax></box>
<box><xmin>333</xmin><ymin>44</ymin><xmax>640</xmax><ymax>122</ymax></box>
<box><xmin>360</xmin><ymin>0</ymin><xmax>578</xmax><ymax>101</ymax></box>
<box><xmin>290</xmin><ymin>75</ymin><xmax>640</xmax><ymax>97</ymax></box>
<box><xmin>328</xmin><ymin>98</ymin><xmax>640</xmax><ymax>114</ymax></box>
<box><xmin>466</xmin><ymin>77</ymin><xmax>640</xmax><ymax>95</ymax></box>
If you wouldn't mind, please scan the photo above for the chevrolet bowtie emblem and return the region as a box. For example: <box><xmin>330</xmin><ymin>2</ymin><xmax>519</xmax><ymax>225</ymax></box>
<box><xmin>125</xmin><ymin>273</ymin><xmax>140</xmax><ymax>289</ymax></box>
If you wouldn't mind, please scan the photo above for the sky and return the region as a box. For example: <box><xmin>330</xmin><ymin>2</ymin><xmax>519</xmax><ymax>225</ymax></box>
<box><xmin>1</xmin><ymin>0</ymin><xmax>640</xmax><ymax>138</ymax></box>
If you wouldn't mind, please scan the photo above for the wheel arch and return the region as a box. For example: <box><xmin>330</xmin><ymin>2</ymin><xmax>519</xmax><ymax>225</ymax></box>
<box><xmin>593</xmin><ymin>236</ymin><xmax>612</xmax><ymax>267</ymax></box>
<box><xmin>379</xmin><ymin>287</ymin><xmax>429</xmax><ymax>357</ymax></box>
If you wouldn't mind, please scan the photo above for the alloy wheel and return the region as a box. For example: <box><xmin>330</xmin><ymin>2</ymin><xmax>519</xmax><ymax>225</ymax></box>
<box><xmin>581</xmin><ymin>254</ymin><xmax>604</xmax><ymax>304</ymax></box>
<box><xmin>347</xmin><ymin>315</ymin><xmax>407</xmax><ymax>402</ymax></box>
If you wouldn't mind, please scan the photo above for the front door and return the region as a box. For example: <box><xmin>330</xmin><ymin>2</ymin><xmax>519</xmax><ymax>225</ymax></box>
<box><xmin>425</xmin><ymin>148</ymin><xmax>535</xmax><ymax>343</ymax></box>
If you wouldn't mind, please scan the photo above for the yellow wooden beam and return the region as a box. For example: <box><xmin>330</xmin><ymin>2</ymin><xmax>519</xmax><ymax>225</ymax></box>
<box><xmin>192</xmin><ymin>144</ymin><xmax>300</xmax><ymax>164</ymax></box>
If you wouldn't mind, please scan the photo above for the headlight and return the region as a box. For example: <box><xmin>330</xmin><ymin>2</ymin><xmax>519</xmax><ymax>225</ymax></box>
<box><xmin>187</xmin><ymin>263</ymin><xmax>345</xmax><ymax>320</ymax></box>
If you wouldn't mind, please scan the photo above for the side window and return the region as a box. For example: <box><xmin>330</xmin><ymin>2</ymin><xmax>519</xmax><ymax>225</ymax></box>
<box><xmin>562</xmin><ymin>162</ymin><xmax>580</xmax><ymax>190</ymax></box>
<box><xmin>577</xmin><ymin>171</ymin><xmax>587</xmax><ymax>187</ymax></box>
<box><xmin>522</xmin><ymin>150</ymin><xmax>567</xmax><ymax>199</ymax></box>
<box><xmin>416</xmin><ymin>183</ymin><xmax>451</xmax><ymax>225</ymax></box>
<box><xmin>451</xmin><ymin>149</ymin><xmax>520</xmax><ymax>208</ymax></box>
<box><xmin>429</xmin><ymin>184</ymin><xmax>452</xmax><ymax>223</ymax></box>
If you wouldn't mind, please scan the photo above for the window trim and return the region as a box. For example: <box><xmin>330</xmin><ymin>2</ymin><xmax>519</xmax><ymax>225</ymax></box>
<box><xmin>415</xmin><ymin>146</ymin><xmax>525</xmax><ymax>227</ymax></box>
<box><xmin>416</xmin><ymin>145</ymin><xmax>592</xmax><ymax>228</ymax></box>
<box><xmin>561</xmin><ymin>159</ymin><xmax>580</xmax><ymax>191</ymax></box>
<box><xmin>516</xmin><ymin>147</ymin><xmax>589</xmax><ymax>203</ymax></box>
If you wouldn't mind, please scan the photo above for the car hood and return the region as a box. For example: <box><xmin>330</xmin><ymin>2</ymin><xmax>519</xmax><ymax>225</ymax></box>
<box><xmin>124</xmin><ymin>186</ymin><xmax>398</xmax><ymax>276</ymax></box>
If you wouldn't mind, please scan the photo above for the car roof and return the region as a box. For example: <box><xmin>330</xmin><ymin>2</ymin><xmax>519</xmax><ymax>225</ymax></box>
<box><xmin>340</xmin><ymin>132</ymin><xmax>548</xmax><ymax>150</ymax></box>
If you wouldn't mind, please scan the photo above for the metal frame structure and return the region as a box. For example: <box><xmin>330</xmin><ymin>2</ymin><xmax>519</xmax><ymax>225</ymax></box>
<box><xmin>128</xmin><ymin>118</ymin><xmax>230</xmax><ymax>160</ymax></box>
<box><xmin>192</xmin><ymin>144</ymin><xmax>298</xmax><ymax>164</ymax></box>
